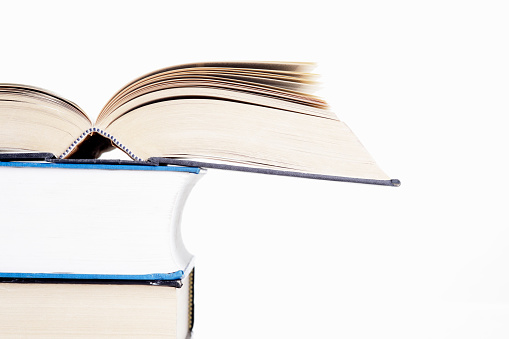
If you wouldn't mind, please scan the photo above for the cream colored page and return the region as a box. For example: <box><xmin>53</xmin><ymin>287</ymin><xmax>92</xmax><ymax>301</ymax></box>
<box><xmin>0</xmin><ymin>101</ymin><xmax>90</xmax><ymax>155</ymax></box>
<box><xmin>104</xmin><ymin>99</ymin><xmax>389</xmax><ymax>180</ymax></box>
<box><xmin>0</xmin><ymin>284</ymin><xmax>177</xmax><ymax>338</ymax></box>
<box><xmin>96</xmin><ymin>87</ymin><xmax>334</xmax><ymax>129</ymax></box>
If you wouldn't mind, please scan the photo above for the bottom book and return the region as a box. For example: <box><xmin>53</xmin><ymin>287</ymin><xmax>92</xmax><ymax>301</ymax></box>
<box><xmin>0</xmin><ymin>269</ymin><xmax>194</xmax><ymax>338</ymax></box>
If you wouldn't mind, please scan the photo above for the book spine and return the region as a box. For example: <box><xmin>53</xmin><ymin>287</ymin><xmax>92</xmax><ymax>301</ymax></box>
<box><xmin>188</xmin><ymin>268</ymin><xmax>195</xmax><ymax>331</ymax></box>
<box><xmin>59</xmin><ymin>128</ymin><xmax>142</xmax><ymax>161</ymax></box>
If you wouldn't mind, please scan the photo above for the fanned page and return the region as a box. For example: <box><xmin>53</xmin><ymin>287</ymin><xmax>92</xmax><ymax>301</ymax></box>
<box><xmin>0</xmin><ymin>61</ymin><xmax>395</xmax><ymax>183</ymax></box>
<box><xmin>0</xmin><ymin>84</ymin><xmax>92</xmax><ymax>155</ymax></box>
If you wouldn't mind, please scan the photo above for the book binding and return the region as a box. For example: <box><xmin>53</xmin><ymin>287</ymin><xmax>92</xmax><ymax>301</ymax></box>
<box><xmin>0</xmin><ymin>153</ymin><xmax>400</xmax><ymax>186</ymax></box>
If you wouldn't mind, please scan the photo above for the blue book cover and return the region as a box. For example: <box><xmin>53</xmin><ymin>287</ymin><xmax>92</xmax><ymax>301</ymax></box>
<box><xmin>0</xmin><ymin>159</ymin><xmax>203</xmax><ymax>285</ymax></box>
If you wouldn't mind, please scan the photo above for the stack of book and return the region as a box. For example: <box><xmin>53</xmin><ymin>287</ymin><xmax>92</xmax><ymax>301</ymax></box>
<box><xmin>0</xmin><ymin>61</ymin><xmax>398</xmax><ymax>337</ymax></box>
<box><xmin>0</xmin><ymin>160</ymin><xmax>203</xmax><ymax>338</ymax></box>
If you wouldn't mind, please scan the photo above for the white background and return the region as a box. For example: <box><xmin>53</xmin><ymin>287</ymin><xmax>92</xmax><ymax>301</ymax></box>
<box><xmin>2</xmin><ymin>1</ymin><xmax>508</xmax><ymax>338</ymax></box>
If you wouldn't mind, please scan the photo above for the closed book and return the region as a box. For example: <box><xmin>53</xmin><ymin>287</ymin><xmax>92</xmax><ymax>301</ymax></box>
<box><xmin>0</xmin><ymin>269</ymin><xmax>195</xmax><ymax>339</ymax></box>
<box><xmin>0</xmin><ymin>161</ymin><xmax>203</xmax><ymax>278</ymax></box>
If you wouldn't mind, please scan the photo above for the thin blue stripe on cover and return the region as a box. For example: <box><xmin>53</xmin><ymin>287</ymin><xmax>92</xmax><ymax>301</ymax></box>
<box><xmin>0</xmin><ymin>161</ymin><xmax>200</xmax><ymax>173</ymax></box>
<box><xmin>0</xmin><ymin>271</ymin><xmax>184</xmax><ymax>280</ymax></box>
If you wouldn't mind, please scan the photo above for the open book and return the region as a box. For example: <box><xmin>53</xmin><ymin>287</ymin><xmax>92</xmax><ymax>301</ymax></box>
<box><xmin>0</xmin><ymin>61</ymin><xmax>398</xmax><ymax>185</ymax></box>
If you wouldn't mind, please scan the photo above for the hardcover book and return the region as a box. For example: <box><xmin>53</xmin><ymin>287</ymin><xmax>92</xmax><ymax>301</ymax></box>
<box><xmin>0</xmin><ymin>61</ymin><xmax>398</xmax><ymax>186</ymax></box>
<box><xmin>0</xmin><ymin>270</ymin><xmax>194</xmax><ymax>339</ymax></box>
<box><xmin>0</xmin><ymin>161</ymin><xmax>203</xmax><ymax>278</ymax></box>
